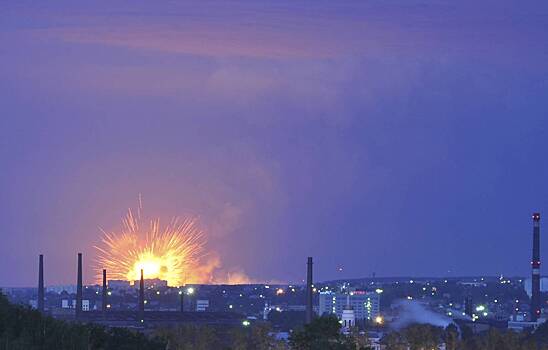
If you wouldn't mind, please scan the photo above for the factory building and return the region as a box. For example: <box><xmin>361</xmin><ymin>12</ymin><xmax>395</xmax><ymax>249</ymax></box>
<box><xmin>196</xmin><ymin>299</ymin><xmax>209</xmax><ymax>312</ymax></box>
<box><xmin>319</xmin><ymin>290</ymin><xmax>380</xmax><ymax>321</ymax></box>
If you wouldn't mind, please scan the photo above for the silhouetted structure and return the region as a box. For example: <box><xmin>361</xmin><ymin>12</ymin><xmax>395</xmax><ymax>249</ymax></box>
<box><xmin>139</xmin><ymin>269</ymin><xmax>145</xmax><ymax>319</ymax></box>
<box><xmin>38</xmin><ymin>254</ymin><xmax>44</xmax><ymax>312</ymax></box>
<box><xmin>32</xmin><ymin>252</ymin><xmax>245</xmax><ymax>329</ymax></box>
<box><xmin>532</xmin><ymin>212</ymin><xmax>541</xmax><ymax>321</ymax></box>
<box><xmin>76</xmin><ymin>253</ymin><xmax>83</xmax><ymax>318</ymax></box>
<box><xmin>102</xmin><ymin>269</ymin><xmax>107</xmax><ymax>313</ymax></box>
<box><xmin>180</xmin><ymin>290</ymin><xmax>184</xmax><ymax>312</ymax></box>
<box><xmin>465</xmin><ymin>295</ymin><xmax>473</xmax><ymax>317</ymax></box>
<box><xmin>305</xmin><ymin>256</ymin><xmax>313</xmax><ymax>324</ymax></box>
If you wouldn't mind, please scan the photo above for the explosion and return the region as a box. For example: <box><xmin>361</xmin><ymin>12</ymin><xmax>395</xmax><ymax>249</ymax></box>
<box><xmin>94</xmin><ymin>202</ymin><xmax>205</xmax><ymax>286</ymax></box>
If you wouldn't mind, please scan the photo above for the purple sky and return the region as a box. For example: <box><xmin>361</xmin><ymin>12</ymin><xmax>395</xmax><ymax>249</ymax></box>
<box><xmin>1</xmin><ymin>1</ymin><xmax>548</xmax><ymax>286</ymax></box>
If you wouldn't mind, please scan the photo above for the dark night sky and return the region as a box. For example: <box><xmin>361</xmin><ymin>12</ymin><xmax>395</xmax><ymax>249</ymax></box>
<box><xmin>1</xmin><ymin>1</ymin><xmax>548</xmax><ymax>286</ymax></box>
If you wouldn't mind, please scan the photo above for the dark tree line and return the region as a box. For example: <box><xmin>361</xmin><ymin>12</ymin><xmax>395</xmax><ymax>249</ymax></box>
<box><xmin>382</xmin><ymin>322</ymin><xmax>548</xmax><ymax>350</ymax></box>
<box><xmin>0</xmin><ymin>293</ymin><xmax>165</xmax><ymax>350</ymax></box>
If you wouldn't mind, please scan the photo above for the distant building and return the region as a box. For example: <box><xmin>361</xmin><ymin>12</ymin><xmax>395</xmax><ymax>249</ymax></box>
<box><xmin>133</xmin><ymin>278</ymin><xmax>168</xmax><ymax>289</ymax></box>
<box><xmin>341</xmin><ymin>294</ymin><xmax>356</xmax><ymax>331</ymax></box>
<box><xmin>524</xmin><ymin>277</ymin><xmax>548</xmax><ymax>297</ymax></box>
<box><xmin>196</xmin><ymin>300</ymin><xmax>209</xmax><ymax>312</ymax></box>
<box><xmin>319</xmin><ymin>290</ymin><xmax>380</xmax><ymax>321</ymax></box>
<box><xmin>47</xmin><ymin>285</ymin><xmax>77</xmax><ymax>294</ymax></box>
<box><xmin>61</xmin><ymin>299</ymin><xmax>90</xmax><ymax>311</ymax></box>
<box><xmin>109</xmin><ymin>280</ymin><xmax>131</xmax><ymax>290</ymax></box>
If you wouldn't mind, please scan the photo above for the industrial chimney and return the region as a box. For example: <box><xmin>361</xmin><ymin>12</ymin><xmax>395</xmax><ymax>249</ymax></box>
<box><xmin>180</xmin><ymin>289</ymin><xmax>185</xmax><ymax>313</ymax></box>
<box><xmin>76</xmin><ymin>253</ymin><xmax>83</xmax><ymax>318</ymax></box>
<box><xmin>139</xmin><ymin>269</ymin><xmax>145</xmax><ymax>318</ymax></box>
<box><xmin>38</xmin><ymin>254</ymin><xmax>44</xmax><ymax>312</ymax></box>
<box><xmin>305</xmin><ymin>257</ymin><xmax>313</xmax><ymax>324</ymax></box>
<box><xmin>464</xmin><ymin>295</ymin><xmax>473</xmax><ymax>317</ymax></box>
<box><xmin>531</xmin><ymin>213</ymin><xmax>541</xmax><ymax>321</ymax></box>
<box><xmin>102</xmin><ymin>269</ymin><xmax>107</xmax><ymax>313</ymax></box>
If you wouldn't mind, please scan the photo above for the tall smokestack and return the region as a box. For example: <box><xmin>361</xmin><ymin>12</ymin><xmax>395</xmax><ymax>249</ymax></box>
<box><xmin>76</xmin><ymin>253</ymin><xmax>83</xmax><ymax>318</ymax></box>
<box><xmin>531</xmin><ymin>213</ymin><xmax>541</xmax><ymax>321</ymax></box>
<box><xmin>180</xmin><ymin>289</ymin><xmax>184</xmax><ymax>312</ymax></box>
<box><xmin>139</xmin><ymin>269</ymin><xmax>145</xmax><ymax>317</ymax></box>
<box><xmin>464</xmin><ymin>295</ymin><xmax>473</xmax><ymax>317</ymax></box>
<box><xmin>102</xmin><ymin>269</ymin><xmax>107</xmax><ymax>313</ymax></box>
<box><xmin>305</xmin><ymin>257</ymin><xmax>313</xmax><ymax>324</ymax></box>
<box><xmin>38</xmin><ymin>254</ymin><xmax>44</xmax><ymax>312</ymax></box>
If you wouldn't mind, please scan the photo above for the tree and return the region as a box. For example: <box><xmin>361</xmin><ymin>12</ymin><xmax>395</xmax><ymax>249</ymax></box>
<box><xmin>0</xmin><ymin>292</ymin><xmax>165</xmax><ymax>350</ymax></box>
<box><xmin>228</xmin><ymin>322</ymin><xmax>288</xmax><ymax>350</ymax></box>
<box><xmin>381</xmin><ymin>331</ymin><xmax>407</xmax><ymax>350</ymax></box>
<box><xmin>443</xmin><ymin>324</ymin><xmax>459</xmax><ymax>350</ymax></box>
<box><xmin>289</xmin><ymin>315</ymin><xmax>353</xmax><ymax>350</ymax></box>
<box><xmin>155</xmin><ymin>324</ymin><xmax>221</xmax><ymax>350</ymax></box>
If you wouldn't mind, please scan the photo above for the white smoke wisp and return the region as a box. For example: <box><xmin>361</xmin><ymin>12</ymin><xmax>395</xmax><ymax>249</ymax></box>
<box><xmin>391</xmin><ymin>299</ymin><xmax>453</xmax><ymax>330</ymax></box>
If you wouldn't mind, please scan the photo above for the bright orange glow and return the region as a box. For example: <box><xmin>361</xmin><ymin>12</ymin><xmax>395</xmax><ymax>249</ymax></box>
<box><xmin>94</xmin><ymin>200</ymin><xmax>205</xmax><ymax>286</ymax></box>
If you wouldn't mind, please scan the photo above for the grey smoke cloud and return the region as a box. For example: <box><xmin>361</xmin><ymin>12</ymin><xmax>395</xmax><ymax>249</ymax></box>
<box><xmin>391</xmin><ymin>299</ymin><xmax>453</xmax><ymax>330</ymax></box>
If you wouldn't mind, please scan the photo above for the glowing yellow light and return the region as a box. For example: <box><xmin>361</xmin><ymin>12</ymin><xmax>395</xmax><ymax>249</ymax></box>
<box><xmin>187</xmin><ymin>287</ymin><xmax>195</xmax><ymax>295</ymax></box>
<box><xmin>94</xmin><ymin>201</ymin><xmax>206</xmax><ymax>286</ymax></box>
<box><xmin>276</xmin><ymin>288</ymin><xmax>284</xmax><ymax>295</ymax></box>
<box><xmin>242</xmin><ymin>320</ymin><xmax>250</xmax><ymax>327</ymax></box>
<box><xmin>375</xmin><ymin>316</ymin><xmax>384</xmax><ymax>324</ymax></box>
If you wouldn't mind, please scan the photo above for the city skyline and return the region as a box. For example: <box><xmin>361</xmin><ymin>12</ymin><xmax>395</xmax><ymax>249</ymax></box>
<box><xmin>2</xmin><ymin>1</ymin><xmax>548</xmax><ymax>287</ymax></box>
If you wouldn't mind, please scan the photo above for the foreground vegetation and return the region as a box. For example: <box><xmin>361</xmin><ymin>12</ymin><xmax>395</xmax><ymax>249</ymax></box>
<box><xmin>5</xmin><ymin>292</ymin><xmax>548</xmax><ymax>350</ymax></box>
<box><xmin>0</xmin><ymin>293</ymin><xmax>165</xmax><ymax>350</ymax></box>
<box><xmin>381</xmin><ymin>321</ymin><xmax>548</xmax><ymax>350</ymax></box>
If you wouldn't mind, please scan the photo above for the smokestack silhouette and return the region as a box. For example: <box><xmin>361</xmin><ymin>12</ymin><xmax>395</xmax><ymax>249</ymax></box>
<box><xmin>464</xmin><ymin>295</ymin><xmax>473</xmax><ymax>317</ymax></box>
<box><xmin>76</xmin><ymin>253</ymin><xmax>83</xmax><ymax>317</ymax></box>
<box><xmin>38</xmin><ymin>254</ymin><xmax>44</xmax><ymax>312</ymax></box>
<box><xmin>102</xmin><ymin>269</ymin><xmax>107</xmax><ymax>313</ymax></box>
<box><xmin>180</xmin><ymin>289</ymin><xmax>184</xmax><ymax>312</ymax></box>
<box><xmin>139</xmin><ymin>269</ymin><xmax>145</xmax><ymax>318</ymax></box>
<box><xmin>305</xmin><ymin>257</ymin><xmax>313</xmax><ymax>324</ymax></box>
<box><xmin>532</xmin><ymin>213</ymin><xmax>541</xmax><ymax>321</ymax></box>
